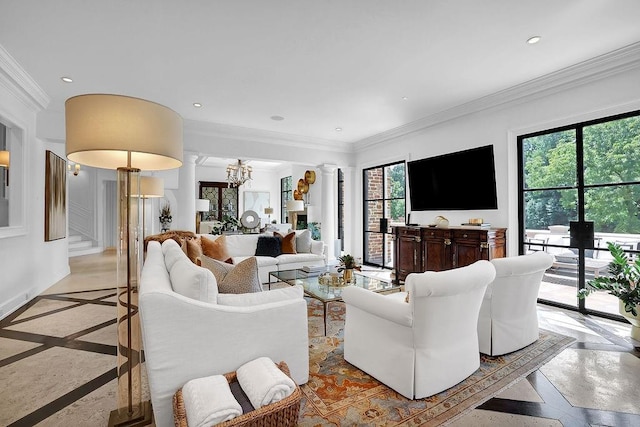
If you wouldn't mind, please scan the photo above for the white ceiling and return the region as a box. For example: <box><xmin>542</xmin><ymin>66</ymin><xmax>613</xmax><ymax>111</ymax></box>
<box><xmin>1</xmin><ymin>0</ymin><xmax>640</xmax><ymax>149</ymax></box>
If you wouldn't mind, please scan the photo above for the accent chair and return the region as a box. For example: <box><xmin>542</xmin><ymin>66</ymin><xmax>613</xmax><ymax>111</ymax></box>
<box><xmin>341</xmin><ymin>260</ymin><xmax>496</xmax><ymax>399</ymax></box>
<box><xmin>477</xmin><ymin>251</ymin><xmax>554</xmax><ymax>356</ymax></box>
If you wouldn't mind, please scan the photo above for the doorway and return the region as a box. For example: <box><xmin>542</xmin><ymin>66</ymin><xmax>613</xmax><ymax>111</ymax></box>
<box><xmin>519</xmin><ymin>110</ymin><xmax>640</xmax><ymax>319</ymax></box>
<box><xmin>363</xmin><ymin>161</ymin><xmax>405</xmax><ymax>268</ymax></box>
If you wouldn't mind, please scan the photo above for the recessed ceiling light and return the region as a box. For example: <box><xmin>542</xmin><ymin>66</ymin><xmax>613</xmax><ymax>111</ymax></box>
<box><xmin>402</xmin><ymin>96</ymin><xmax>408</xmax><ymax>100</ymax></box>
<box><xmin>270</xmin><ymin>115</ymin><xmax>285</xmax><ymax>121</ymax></box>
<box><xmin>61</xmin><ymin>76</ymin><xmax>73</xmax><ymax>83</ymax></box>
<box><xmin>193</xmin><ymin>102</ymin><xmax>202</xmax><ymax>108</ymax></box>
<box><xmin>335</xmin><ymin>127</ymin><xmax>342</xmax><ymax>132</ymax></box>
<box><xmin>527</xmin><ymin>36</ymin><xmax>541</xmax><ymax>44</ymax></box>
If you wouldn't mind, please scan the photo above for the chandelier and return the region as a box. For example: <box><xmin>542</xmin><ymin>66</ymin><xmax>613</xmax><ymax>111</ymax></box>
<box><xmin>226</xmin><ymin>159</ymin><xmax>252</xmax><ymax>187</ymax></box>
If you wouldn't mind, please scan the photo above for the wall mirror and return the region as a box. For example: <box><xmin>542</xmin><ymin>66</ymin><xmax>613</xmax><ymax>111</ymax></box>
<box><xmin>0</xmin><ymin>117</ymin><xmax>26</xmax><ymax>238</ymax></box>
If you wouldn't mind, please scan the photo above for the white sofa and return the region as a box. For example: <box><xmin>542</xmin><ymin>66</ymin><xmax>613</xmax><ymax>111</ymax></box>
<box><xmin>199</xmin><ymin>232</ymin><xmax>327</xmax><ymax>283</ymax></box>
<box><xmin>139</xmin><ymin>240</ymin><xmax>310</xmax><ymax>427</ymax></box>
<box><xmin>477</xmin><ymin>251</ymin><xmax>554</xmax><ymax>356</ymax></box>
<box><xmin>342</xmin><ymin>261</ymin><xmax>496</xmax><ymax>399</ymax></box>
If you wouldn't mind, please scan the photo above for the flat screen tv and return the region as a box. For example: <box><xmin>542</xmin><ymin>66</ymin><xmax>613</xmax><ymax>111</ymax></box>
<box><xmin>407</xmin><ymin>145</ymin><xmax>497</xmax><ymax>211</ymax></box>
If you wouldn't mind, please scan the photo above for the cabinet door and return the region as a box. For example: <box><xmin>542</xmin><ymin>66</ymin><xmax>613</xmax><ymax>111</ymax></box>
<box><xmin>451</xmin><ymin>230</ymin><xmax>483</xmax><ymax>268</ymax></box>
<box><xmin>422</xmin><ymin>229</ymin><xmax>452</xmax><ymax>271</ymax></box>
<box><xmin>394</xmin><ymin>229</ymin><xmax>422</xmax><ymax>282</ymax></box>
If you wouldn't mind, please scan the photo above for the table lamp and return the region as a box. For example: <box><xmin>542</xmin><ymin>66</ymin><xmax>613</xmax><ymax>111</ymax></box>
<box><xmin>133</xmin><ymin>176</ymin><xmax>164</xmax><ymax>240</ymax></box>
<box><xmin>264</xmin><ymin>207</ymin><xmax>274</xmax><ymax>224</ymax></box>
<box><xmin>66</xmin><ymin>94</ymin><xmax>182</xmax><ymax>426</ymax></box>
<box><xmin>195</xmin><ymin>198</ymin><xmax>210</xmax><ymax>233</ymax></box>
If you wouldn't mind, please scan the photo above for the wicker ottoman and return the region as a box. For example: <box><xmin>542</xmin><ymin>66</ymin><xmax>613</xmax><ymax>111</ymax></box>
<box><xmin>173</xmin><ymin>361</ymin><xmax>301</xmax><ymax>427</ymax></box>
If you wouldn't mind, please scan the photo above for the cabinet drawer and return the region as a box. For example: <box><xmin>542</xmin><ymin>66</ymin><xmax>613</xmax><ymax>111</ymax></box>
<box><xmin>452</xmin><ymin>229</ymin><xmax>484</xmax><ymax>241</ymax></box>
<box><xmin>422</xmin><ymin>228</ymin><xmax>449</xmax><ymax>239</ymax></box>
<box><xmin>394</xmin><ymin>227</ymin><xmax>421</xmax><ymax>238</ymax></box>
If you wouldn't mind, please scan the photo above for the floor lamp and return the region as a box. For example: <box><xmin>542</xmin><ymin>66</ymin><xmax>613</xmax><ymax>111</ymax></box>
<box><xmin>66</xmin><ymin>94</ymin><xmax>183</xmax><ymax>426</ymax></box>
<box><xmin>286</xmin><ymin>200</ymin><xmax>304</xmax><ymax>230</ymax></box>
<box><xmin>195</xmin><ymin>198</ymin><xmax>210</xmax><ymax>233</ymax></box>
<box><xmin>135</xmin><ymin>177</ymin><xmax>164</xmax><ymax>240</ymax></box>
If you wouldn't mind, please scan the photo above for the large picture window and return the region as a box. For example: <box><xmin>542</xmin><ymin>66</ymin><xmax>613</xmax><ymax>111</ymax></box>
<box><xmin>519</xmin><ymin>109</ymin><xmax>640</xmax><ymax>320</ymax></box>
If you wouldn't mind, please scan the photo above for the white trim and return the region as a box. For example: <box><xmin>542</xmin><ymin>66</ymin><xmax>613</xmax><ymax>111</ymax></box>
<box><xmin>0</xmin><ymin>44</ymin><xmax>50</xmax><ymax>110</ymax></box>
<box><xmin>355</xmin><ymin>42</ymin><xmax>640</xmax><ymax>151</ymax></box>
<box><xmin>184</xmin><ymin>119</ymin><xmax>350</xmax><ymax>153</ymax></box>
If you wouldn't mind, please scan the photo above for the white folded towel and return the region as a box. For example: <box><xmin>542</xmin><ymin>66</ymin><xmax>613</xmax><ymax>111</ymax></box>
<box><xmin>236</xmin><ymin>357</ymin><xmax>296</xmax><ymax>409</ymax></box>
<box><xmin>182</xmin><ymin>374</ymin><xmax>242</xmax><ymax>427</ymax></box>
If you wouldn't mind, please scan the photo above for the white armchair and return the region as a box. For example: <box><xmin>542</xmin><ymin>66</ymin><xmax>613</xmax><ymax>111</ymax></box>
<box><xmin>342</xmin><ymin>260</ymin><xmax>496</xmax><ymax>399</ymax></box>
<box><xmin>477</xmin><ymin>251</ymin><xmax>554</xmax><ymax>356</ymax></box>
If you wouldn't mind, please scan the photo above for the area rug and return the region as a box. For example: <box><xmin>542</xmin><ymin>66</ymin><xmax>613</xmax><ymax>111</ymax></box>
<box><xmin>300</xmin><ymin>299</ymin><xmax>575</xmax><ymax>426</ymax></box>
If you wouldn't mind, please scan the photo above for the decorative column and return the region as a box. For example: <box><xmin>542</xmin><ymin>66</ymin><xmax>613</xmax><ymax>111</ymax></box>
<box><xmin>177</xmin><ymin>153</ymin><xmax>198</xmax><ymax>232</ymax></box>
<box><xmin>320</xmin><ymin>164</ymin><xmax>338</xmax><ymax>263</ymax></box>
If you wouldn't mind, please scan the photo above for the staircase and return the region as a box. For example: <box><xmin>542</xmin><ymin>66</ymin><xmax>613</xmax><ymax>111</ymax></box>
<box><xmin>68</xmin><ymin>233</ymin><xmax>102</xmax><ymax>258</ymax></box>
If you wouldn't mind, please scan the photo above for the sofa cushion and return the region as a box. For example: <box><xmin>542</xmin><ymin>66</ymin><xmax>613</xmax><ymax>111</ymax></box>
<box><xmin>200</xmin><ymin>255</ymin><xmax>262</xmax><ymax>294</ymax></box>
<box><xmin>224</xmin><ymin>234</ymin><xmax>260</xmax><ymax>257</ymax></box>
<box><xmin>274</xmin><ymin>231</ymin><xmax>297</xmax><ymax>254</ymax></box>
<box><xmin>292</xmin><ymin>229</ymin><xmax>312</xmax><ymax>253</ymax></box>
<box><xmin>162</xmin><ymin>239</ymin><xmax>190</xmax><ymax>271</ymax></box>
<box><xmin>310</xmin><ymin>240</ymin><xmax>324</xmax><ymax>256</ymax></box>
<box><xmin>186</xmin><ymin>236</ymin><xmax>203</xmax><ymax>264</ymax></box>
<box><xmin>169</xmin><ymin>258</ymin><xmax>218</xmax><ymax>303</ymax></box>
<box><xmin>255</xmin><ymin>236</ymin><xmax>282</xmax><ymax>257</ymax></box>
<box><xmin>217</xmin><ymin>285</ymin><xmax>303</xmax><ymax>306</ymax></box>
<box><xmin>202</xmin><ymin>235</ymin><xmax>232</xmax><ymax>263</ymax></box>
<box><xmin>233</xmin><ymin>255</ymin><xmax>279</xmax><ymax>268</ymax></box>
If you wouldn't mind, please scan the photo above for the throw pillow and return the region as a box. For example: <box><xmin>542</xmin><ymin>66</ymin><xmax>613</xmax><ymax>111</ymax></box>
<box><xmin>293</xmin><ymin>229</ymin><xmax>312</xmax><ymax>253</ymax></box>
<box><xmin>199</xmin><ymin>255</ymin><xmax>262</xmax><ymax>294</ymax></box>
<box><xmin>186</xmin><ymin>236</ymin><xmax>203</xmax><ymax>264</ymax></box>
<box><xmin>201</xmin><ymin>235</ymin><xmax>232</xmax><ymax>263</ymax></box>
<box><xmin>255</xmin><ymin>236</ymin><xmax>282</xmax><ymax>257</ymax></box>
<box><xmin>274</xmin><ymin>231</ymin><xmax>296</xmax><ymax>254</ymax></box>
<box><xmin>169</xmin><ymin>258</ymin><xmax>218</xmax><ymax>303</ymax></box>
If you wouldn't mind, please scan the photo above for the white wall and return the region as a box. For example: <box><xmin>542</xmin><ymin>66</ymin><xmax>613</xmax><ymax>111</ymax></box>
<box><xmin>354</xmin><ymin>65</ymin><xmax>640</xmax><ymax>258</ymax></box>
<box><xmin>0</xmin><ymin>66</ymin><xmax>69</xmax><ymax>319</ymax></box>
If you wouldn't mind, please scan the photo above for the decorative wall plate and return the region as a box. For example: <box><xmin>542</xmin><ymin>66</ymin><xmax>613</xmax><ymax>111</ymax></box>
<box><xmin>297</xmin><ymin>179</ymin><xmax>307</xmax><ymax>194</ymax></box>
<box><xmin>240</xmin><ymin>210</ymin><xmax>260</xmax><ymax>229</ymax></box>
<box><xmin>305</xmin><ymin>170</ymin><xmax>316</xmax><ymax>184</ymax></box>
<box><xmin>293</xmin><ymin>189</ymin><xmax>303</xmax><ymax>200</ymax></box>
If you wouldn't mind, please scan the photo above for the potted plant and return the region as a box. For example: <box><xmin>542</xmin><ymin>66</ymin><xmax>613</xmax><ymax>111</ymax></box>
<box><xmin>159</xmin><ymin>202</ymin><xmax>172</xmax><ymax>231</ymax></box>
<box><xmin>337</xmin><ymin>254</ymin><xmax>360</xmax><ymax>283</ymax></box>
<box><xmin>222</xmin><ymin>214</ymin><xmax>241</xmax><ymax>232</ymax></box>
<box><xmin>578</xmin><ymin>242</ymin><xmax>640</xmax><ymax>340</ymax></box>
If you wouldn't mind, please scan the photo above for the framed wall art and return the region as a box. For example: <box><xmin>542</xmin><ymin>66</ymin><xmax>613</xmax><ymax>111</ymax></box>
<box><xmin>243</xmin><ymin>191</ymin><xmax>270</xmax><ymax>219</ymax></box>
<box><xmin>45</xmin><ymin>150</ymin><xmax>66</xmax><ymax>241</ymax></box>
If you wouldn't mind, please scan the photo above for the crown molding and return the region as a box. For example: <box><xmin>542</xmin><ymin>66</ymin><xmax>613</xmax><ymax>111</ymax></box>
<box><xmin>0</xmin><ymin>44</ymin><xmax>50</xmax><ymax>111</ymax></box>
<box><xmin>184</xmin><ymin>119</ymin><xmax>350</xmax><ymax>153</ymax></box>
<box><xmin>355</xmin><ymin>42</ymin><xmax>640</xmax><ymax>151</ymax></box>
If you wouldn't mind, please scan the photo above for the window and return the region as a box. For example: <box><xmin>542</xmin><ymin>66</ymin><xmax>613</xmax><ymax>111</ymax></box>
<box><xmin>281</xmin><ymin>176</ymin><xmax>292</xmax><ymax>223</ymax></box>
<box><xmin>199</xmin><ymin>182</ymin><xmax>238</xmax><ymax>221</ymax></box>
<box><xmin>519</xmin><ymin>109</ymin><xmax>640</xmax><ymax>320</ymax></box>
<box><xmin>363</xmin><ymin>162</ymin><xmax>405</xmax><ymax>268</ymax></box>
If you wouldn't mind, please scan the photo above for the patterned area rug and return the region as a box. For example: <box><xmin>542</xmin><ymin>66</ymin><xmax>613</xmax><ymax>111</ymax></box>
<box><xmin>301</xmin><ymin>299</ymin><xmax>575</xmax><ymax>426</ymax></box>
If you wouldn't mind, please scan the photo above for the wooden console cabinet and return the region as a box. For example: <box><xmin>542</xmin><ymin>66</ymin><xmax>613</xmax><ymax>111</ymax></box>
<box><xmin>392</xmin><ymin>226</ymin><xmax>506</xmax><ymax>284</ymax></box>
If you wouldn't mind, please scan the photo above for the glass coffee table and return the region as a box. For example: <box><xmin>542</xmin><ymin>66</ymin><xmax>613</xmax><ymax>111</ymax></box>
<box><xmin>269</xmin><ymin>269</ymin><xmax>401</xmax><ymax>335</ymax></box>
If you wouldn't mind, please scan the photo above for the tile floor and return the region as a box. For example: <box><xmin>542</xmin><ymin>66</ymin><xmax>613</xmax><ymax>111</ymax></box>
<box><xmin>0</xmin><ymin>252</ymin><xmax>639</xmax><ymax>426</ymax></box>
